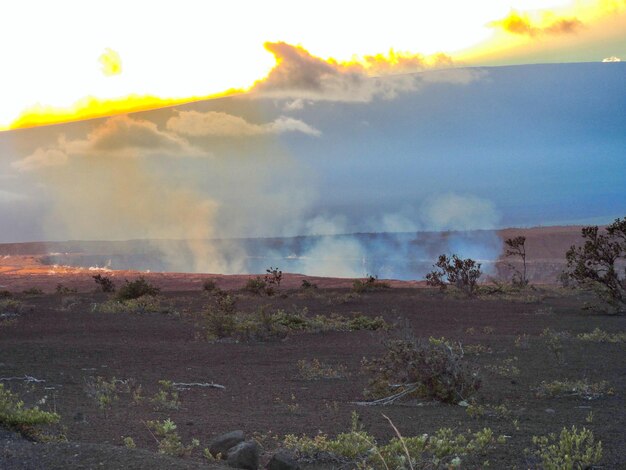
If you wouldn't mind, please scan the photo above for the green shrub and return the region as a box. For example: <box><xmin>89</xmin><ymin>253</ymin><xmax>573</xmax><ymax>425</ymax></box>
<box><xmin>0</xmin><ymin>384</ymin><xmax>60</xmax><ymax>433</ymax></box>
<box><xmin>530</xmin><ymin>426</ymin><xmax>602</xmax><ymax>470</ymax></box>
<box><xmin>243</xmin><ymin>276</ymin><xmax>267</xmax><ymax>295</ymax></box>
<box><xmin>426</xmin><ymin>254</ymin><xmax>482</xmax><ymax>296</ymax></box>
<box><xmin>94</xmin><ymin>295</ymin><xmax>168</xmax><ymax>314</ymax></box>
<box><xmin>363</xmin><ymin>337</ymin><xmax>481</xmax><ymax>404</ymax></box>
<box><xmin>146</xmin><ymin>419</ymin><xmax>199</xmax><ymax>457</ymax></box>
<box><xmin>284</xmin><ymin>412</ymin><xmax>499</xmax><ymax>469</ymax></box>
<box><xmin>535</xmin><ymin>379</ymin><xmax>611</xmax><ymax>399</ymax></box>
<box><xmin>150</xmin><ymin>380</ymin><xmax>181</xmax><ymax>411</ymax></box>
<box><xmin>576</xmin><ymin>328</ymin><xmax>626</xmax><ymax>343</ymax></box>
<box><xmin>116</xmin><ymin>277</ymin><xmax>160</xmax><ymax>301</ymax></box>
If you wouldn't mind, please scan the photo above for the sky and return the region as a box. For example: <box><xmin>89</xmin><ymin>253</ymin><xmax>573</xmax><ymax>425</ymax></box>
<box><xmin>0</xmin><ymin>0</ymin><xmax>625</xmax><ymax>257</ymax></box>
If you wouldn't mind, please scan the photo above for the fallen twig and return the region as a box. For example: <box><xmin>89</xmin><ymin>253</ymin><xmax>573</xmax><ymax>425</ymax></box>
<box><xmin>0</xmin><ymin>375</ymin><xmax>45</xmax><ymax>383</ymax></box>
<box><xmin>352</xmin><ymin>384</ymin><xmax>418</xmax><ymax>406</ymax></box>
<box><xmin>172</xmin><ymin>382</ymin><xmax>225</xmax><ymax>390</ymax></box>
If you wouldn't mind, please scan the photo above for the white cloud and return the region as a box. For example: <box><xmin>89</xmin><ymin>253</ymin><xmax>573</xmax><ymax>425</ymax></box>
<box><xmin>166</xmin><ymin>110</ymin><xmax>320</xmax><ymax>137</ymax></box>
<box><xmin>12</xmin><ymin>115</ymin><xmax>203</xmax><ymax>171</ymax></box>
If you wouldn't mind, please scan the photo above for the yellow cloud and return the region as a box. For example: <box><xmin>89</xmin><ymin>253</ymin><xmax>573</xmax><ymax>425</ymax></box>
<box><xmin>99</xmin><ymin>48</ymin><xmax>123</xmax><ymax>76</ymax></box>
<box><xmin>490</xmin><ymin>11</ymin><xmax>584</xmax><ymax>36</ymax></box>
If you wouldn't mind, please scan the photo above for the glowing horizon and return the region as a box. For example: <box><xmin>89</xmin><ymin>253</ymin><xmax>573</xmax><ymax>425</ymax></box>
<box><xmin>2</xmin><ymin>0</ymin><xmax>624</xmax><ymax>130</ymax></box>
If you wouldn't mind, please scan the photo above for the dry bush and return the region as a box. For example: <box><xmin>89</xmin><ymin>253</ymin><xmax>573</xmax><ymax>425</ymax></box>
<box><xmin>363</xmin><ymin>337</ymin><xmax>481</xmax><ymax>404</ymax></box>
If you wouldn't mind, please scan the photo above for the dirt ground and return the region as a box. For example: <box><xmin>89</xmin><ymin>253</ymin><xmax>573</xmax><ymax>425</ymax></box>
<box><xmin>1</xmin><ymin>270</ymin><xmax>625</xmax><ymax>469</ymax></box>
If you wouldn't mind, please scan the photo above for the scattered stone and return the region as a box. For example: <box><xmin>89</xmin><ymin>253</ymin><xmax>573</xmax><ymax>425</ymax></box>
<box><xmin>226</xmin><ymin>440</ymin><xmax>260</xmax><ymax>470</ymax></box>
<box><xmin>545</xmin><ymin>408</ymin><xmax>555</xmax><ymax>414</ymax></box>
<box><xmin>208</xmin><ymin>430</ymin><xmax>245</xmax><ymax>459</ymax></box>
<box><xmin>267</xmin><ymin>450</ymin><xmax>300</xmax><ymax>470</ymax></box>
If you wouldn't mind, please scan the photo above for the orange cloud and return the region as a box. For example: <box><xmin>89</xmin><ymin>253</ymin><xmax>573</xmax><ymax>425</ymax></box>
<box><xmin>490</xmin><ymin>11</ymin><xmax>584</xmax><ymax>37</ymax></box>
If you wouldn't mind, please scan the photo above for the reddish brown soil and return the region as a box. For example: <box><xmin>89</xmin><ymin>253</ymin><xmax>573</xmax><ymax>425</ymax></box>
<box><xmin>1</xmin><ymin>271</ymin><xmax>625</xmax><ymax>469</ymax></box>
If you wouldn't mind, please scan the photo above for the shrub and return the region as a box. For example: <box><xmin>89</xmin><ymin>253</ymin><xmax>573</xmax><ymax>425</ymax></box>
<box><xmin>55</xmin><ymin>283</ymin><xmax>77</xmax><ymax>295</ymax></box>
<box><xmin>565</xmin><ymin>217</ymin><xmax>626</xmax><ymax>312</ymax></box>
<box><xmin>201</xmin><ymin>279</ymin><xmax>217</xmax><ymax>292</ymax></box>
<box><xmin>93</xmin><ymin>295</ymin><xmax>168</xmax><ymax>315</ymax></box>
<box><xmin>297</xmin><ymin>359</ymin><xmax>348</xmax><ymax>380</ymax></box>
<box><xmin>146</xmin><ymin>419</ymin><xmax>199</xmax><ymax>457</ymax></box>
<box><xmin>530</xmin><ymin>426</ymin><xmax>602</xmax><ymax>470</ymax></box>
<box><xmin>352</xmin><ymin>275</ymin><xmax>390</xmax><ymax>293</ymax></box>
<box><xmin>93</xmin><ymin>274</ymin><xmax>115</xmax><ymax>293</ymax></box>
<box><xmin>535</xmin><ymin>379</ymin><xmax>611</xmax><ymax>400</ymax></box>
<box><xmin>284</xmin><ymin>412</ymin><xmax>499</xmax><ymax>469</ymax></box>
<box><xmin>264</xmin><ymin>266</ymin><xmax>283</xmax><ymax>295</ymax></box>
<box><xmin>301</xmin><ymin>279</ymin><xmax>318</xmax><ymax>289</ymax></box>
<box><xmin>363</xmin><ymin>337</ymin><xmax>481</xmax><ymax>404</ymax></box>
<box><xmin>116</xmin><ymin>277</ymin><xmax>160</xmax><ymax>301</ymax></box>
<box><xmin>22</xmin><ymin>287</ymin><xmax>43</xmax><ymax>296</ymax></box>
<box><xmin>426</xmin><ymin>254</ymin><xmax>482</xmax><ymax>296</ymax></box>
<box><xmin>0</xmin><ymin>384</ymin><xmax>60</xmax><ymax>434</ymax></box>
<box><xmin>577</xmin><ymin>327</ymin><xmax>626</xmax><ymax>343</ymax></box>
<box><xmin>0</xmin><ymin>299</ymin><xmax>23</xmax><ymax>315</ymax></box>
<box><xmin>150</xmin><ymin>380</ymin><xmax>181</xmax><ymax>411</ymax></box>
<box><xmin>504</xmin><ymin>235</ymin><xmax>528</xmax><ymax>287</ymax></box>
<box><xmin>243</xmin><ymin>276</ymin><xmax>267</xmax><ymax>295</ymax></box>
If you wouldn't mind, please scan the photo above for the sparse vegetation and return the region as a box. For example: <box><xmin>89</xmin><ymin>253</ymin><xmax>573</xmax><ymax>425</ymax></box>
<box><xmin>116</xmin><ymin>277</ymin><xmax>160</xmax><ymax>301</ymax></box>
<box><xmin>264</xmin><ymin>266</ymin><xmax>283</xmax><ymax>295</ymax></box>
<box><xmin>22</xmin><ymin>287</ymin><xmax>43</xmax><ymax>296</ymax></box>
<box><xmin>576</xmin><ymin>327</ymin><xmax>626</xmax><ymax>343</ymax></box>
<box><xmin>535</xmin><ymin>379</ymin><xmax>612</xmax><ymax>399</ymax></box>
<box><xmin>541</xmin><ymin>328</ymin><xmax>570</xmax><ymax>364</ymax></box>
<box><xmin>201</xmin><ymin>302</ymin><xmax>389</xmax><ymax>341</ymax></box>
<box><xmin>243</xmin><ymin>276</ymin><xmax>267</xmax><ymax>295</ymax></box>
<box><xmin>529</xmin><ymin>426</ymin><xmax>602</xmax><ymax>470</ymax></box>
<box><xmin>565</xmin><ymin>217</ymin><xmax>626</xmax><ymax>313</ymax></box>
<box><xmin>352</xmin><ymin>275</ymin><xmax>390</xmax><ymax>293</ymax></box>
<box><xmin>504</xmin><ymin>235</ymin><xmax>528</xmax><ymax>287</ymax></box>
<box><xmin>55</xmin><ymin>283</ymin><xmax>77</xmax><ymax>295</ymax></box>
<box><xmin>201</xmin><ymin>278</ymin><xmax>217</xmax><ymax>292</ymax></box>
<box><xmin>94</xmin><ymin>295</ymin><xmax>171</xmax><ymax>315</ymax></box>
<box><xmin>150</xmin><ymin>380</ymin><xmax>181</xmax><ymax>411</ymax></box>
<box><xmin>0</xmin><ymin>384</ymin><xmax>60</xmax><ymax>437</ymax></box>
<box><xmin>297</xmin><ymin>358</ymin><xmax>348</xmax><ymax>380</ymax></box>
<box><xmin>426</xmin><ymin>254</ymin><xmax>482</xmax><ymax>296</ymax></box>
<box><xmin>363</xmin><ymin>336</ymin><xmax>481</xmax><ymax>404</ymax></box>
<box><xmin>93</xmin><ymin>274</ymin><xmax>115</xmax><ymax>293</ymax></box>
<box><xmin>301</xmin><ymin>279</ymin><xmax>318</xmax><ymax>290</ymax></box>
<box><xmin>146</xmin><ymin>418</ymin><xmax>199</xmax><ymax>457</ymax></box>
<box><xmin>284</xmin><ymin>412</ymin><xmax>499</xmax><ymax>469</ymax></box>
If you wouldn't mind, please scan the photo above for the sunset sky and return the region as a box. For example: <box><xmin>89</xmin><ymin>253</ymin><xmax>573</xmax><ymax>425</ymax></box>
<box><xmin>0</xmin><ymin>0</ymin><xmax>625</xmax><ymax>254</ymax></box>
<box><xmin>2</xmin><ymin>0</ymin><xmax>625</xmax><ymax>129</ymax></box>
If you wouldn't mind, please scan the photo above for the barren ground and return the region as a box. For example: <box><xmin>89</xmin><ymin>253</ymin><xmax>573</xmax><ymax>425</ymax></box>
<box><xmin>1</xmin><ymin>256</ymin><xmax>625</xmax><ymax>469</ymax></box>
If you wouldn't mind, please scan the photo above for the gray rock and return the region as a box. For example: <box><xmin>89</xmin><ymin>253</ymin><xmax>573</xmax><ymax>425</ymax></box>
<box><xmin>226</xmin><ymin>440</ymin><xmax>260</xmax><ymax>470</ymax></box>
<box><xmin>208</xmin><ymin>430</ymin><xmax>245</xmax><ymax>459</ymax></box>
<box><xmin>267</xmin><ymin>450</ymin><xmax>300</xmax><ymax>470</ymax></box>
